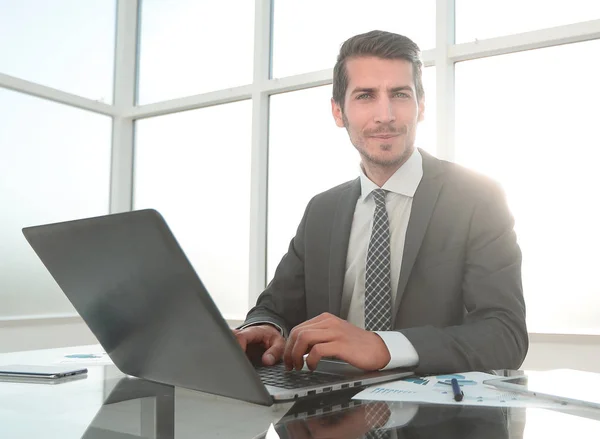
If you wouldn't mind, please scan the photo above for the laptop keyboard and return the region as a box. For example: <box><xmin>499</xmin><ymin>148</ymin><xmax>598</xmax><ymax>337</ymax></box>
<box><xmin>256</xmin><ymin>363</ymin><xmax>344</xmax><ymax>390</ymax></box>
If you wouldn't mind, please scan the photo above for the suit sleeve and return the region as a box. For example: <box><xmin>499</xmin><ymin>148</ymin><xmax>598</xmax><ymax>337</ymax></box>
<box><xmin>242</xmin><ymin>199</ymin><xmax>313</xmax><ymax>337</ymax></box>
<box><xmin>400</xmin><ymin>184</ymin><xmax>529</xmax><ymax>374</ymax></box>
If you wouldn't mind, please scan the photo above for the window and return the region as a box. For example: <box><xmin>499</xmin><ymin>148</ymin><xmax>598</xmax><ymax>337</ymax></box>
<box><xmin>0</xmin><ymin>88</ymin><xmax>112</xmax><ymax>317</ymax></box>
<box><xmin>134</xmin><ymin>101</ymin><xmax>252</xmax><ymax>319</ymax></box>
<box><xmin>455</xmin><ymin>40</ymin><xmax>600</xmax><ymax>333</ymax></box>
<box><xmin>272</xmin><ymin>0</ymin><xmax>435</xmax><ymax>78</ymax></box>
<box><xmin>0</xmin><ymin>0</ymin><xmax>116</xmax><ymax>102</ymax></box>
<box><xmin>456</xmin><ymin>0</ymin><xmax>600</xmax><ymax>43</ymax></box>
<box><xmin>4</xmin><ymin>0</ymin><xmax>599</xmax><ymax>339</ymax></box>
<box><xmin>137</xmin><ymin>0</ymin><xmax>255</xmax><ymax>104</ymax></box>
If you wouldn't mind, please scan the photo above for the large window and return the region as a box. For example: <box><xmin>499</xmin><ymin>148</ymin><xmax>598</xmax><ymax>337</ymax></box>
<box><xmin>2</xmin><ymin>0</ymin><xmax>600</xmax><ymax>337</ymax></box>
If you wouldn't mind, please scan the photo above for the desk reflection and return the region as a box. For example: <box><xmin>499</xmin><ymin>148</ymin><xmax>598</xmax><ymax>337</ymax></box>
<box><xmin>269</xmin><ymin>398</ymin><xmax>512</xmax><ymax>439</ymax></box>
<box><xmin>82</xmin><ymin>376</ymin><xmax>174</xmax><ymax>439</ymax></box>
<box><xmin>79</xmin><ymin>374</ymin><xmax>600</xmax><ymax>439</ymax></box>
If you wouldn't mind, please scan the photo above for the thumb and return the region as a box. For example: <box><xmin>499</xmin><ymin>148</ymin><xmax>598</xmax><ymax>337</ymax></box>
<box><xmin>262</xmin><ymin>335</ymin><xmax>285</xmax><ymax>366</ymax></box>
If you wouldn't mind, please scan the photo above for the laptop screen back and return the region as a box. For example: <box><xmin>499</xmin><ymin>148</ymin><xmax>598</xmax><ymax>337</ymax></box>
<box><xmin>22</xmin><ymin>209</ymin><xmax>271</xmax><ymax>405</ymax></box>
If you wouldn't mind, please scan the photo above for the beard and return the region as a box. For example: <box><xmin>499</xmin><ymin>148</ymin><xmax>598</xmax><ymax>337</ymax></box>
<box><xmin>360</xmin><ymin>142</ymin><xmax>414</xmax><ymax>167</ymax></box>
<box><xmin>342</xmin><ymin>112</ymin><xmax>414</xmax><ymax>167</ymax></box>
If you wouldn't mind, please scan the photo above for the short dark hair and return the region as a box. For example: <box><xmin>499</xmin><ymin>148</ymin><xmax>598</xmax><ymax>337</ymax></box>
<box><xmin>332</xmin><ymin>30</ymin><xmax>424</xmax><ymax>109</ymax></box>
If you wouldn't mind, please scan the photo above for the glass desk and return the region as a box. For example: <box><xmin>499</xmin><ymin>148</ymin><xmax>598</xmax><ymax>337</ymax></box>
<box><xmin>1</xmin><ymin>364</ymin><xmax>600</xmax><ymax>438</ymax></box>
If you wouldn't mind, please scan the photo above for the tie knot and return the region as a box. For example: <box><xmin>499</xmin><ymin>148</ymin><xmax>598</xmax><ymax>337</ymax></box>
<box><xmin>371</xmin><ymin>189</ymin><xmax>387</xmax><ymax>208</ymax></box>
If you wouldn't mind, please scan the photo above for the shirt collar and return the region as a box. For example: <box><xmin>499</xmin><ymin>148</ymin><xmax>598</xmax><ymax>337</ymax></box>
<box><xmin>359</xmin><ymin>148</ymin><xmax>423</xmax><ymax>199</ymax></box>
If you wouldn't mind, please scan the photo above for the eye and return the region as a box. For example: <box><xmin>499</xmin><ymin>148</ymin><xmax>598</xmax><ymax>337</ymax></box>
<box><xmin>393</xmin><ymin>92</ymin><xmax>410</xmax><ymax>99</ymax></box>
<box><xmin>356</xmin><ymin>93</ymin><xmax>372</xmax><ymax>100</ymax></box>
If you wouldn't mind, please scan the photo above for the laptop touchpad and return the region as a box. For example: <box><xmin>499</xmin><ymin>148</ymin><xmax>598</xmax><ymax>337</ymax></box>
<box><xmin>315</xmin><ymin>358</ymin><xmax>364</xmax><ymax>376</ymax></box>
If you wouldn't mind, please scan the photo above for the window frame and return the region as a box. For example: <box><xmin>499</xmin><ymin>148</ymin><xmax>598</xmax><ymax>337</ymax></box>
<box><xmin>2</xmin><ymin>0</ymin><xmax>600</xmax><ymax>334</ymax></box>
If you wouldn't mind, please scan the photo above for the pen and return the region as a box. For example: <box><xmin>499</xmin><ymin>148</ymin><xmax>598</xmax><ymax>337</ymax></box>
<box><xmin>451</xmin><ymin>378</ymin><xmax>464</xmax><ymax>402</ymax></box>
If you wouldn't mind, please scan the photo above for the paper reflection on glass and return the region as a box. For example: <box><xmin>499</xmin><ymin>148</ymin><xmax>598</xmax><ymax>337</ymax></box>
<box><xmin>265</xmin><ymin>423</ymin><xmax>280</xmax><ymax>439</ymax></box>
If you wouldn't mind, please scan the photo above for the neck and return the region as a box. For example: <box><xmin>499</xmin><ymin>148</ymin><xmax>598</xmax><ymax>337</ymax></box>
<box><xmin>361</xmin><ymin>152</ymin><xmax>413</xmax><ymax>187</ymax></box>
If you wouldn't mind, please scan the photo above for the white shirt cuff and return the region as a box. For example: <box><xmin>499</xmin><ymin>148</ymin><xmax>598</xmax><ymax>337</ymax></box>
<box><xmin>374</xmin><ymin>331</ymin><xmax>419</xmax><ymax>370</ymax></box>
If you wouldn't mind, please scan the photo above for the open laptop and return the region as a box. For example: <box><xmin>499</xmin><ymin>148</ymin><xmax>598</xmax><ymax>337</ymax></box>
<box><xmin>22</xmin><ymin>209</ymin><xmax>413</xmax><ymax>406</ymax></box>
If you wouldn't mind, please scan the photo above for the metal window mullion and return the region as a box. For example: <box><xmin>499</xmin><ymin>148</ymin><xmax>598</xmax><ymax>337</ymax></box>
<box><xmin>109</xmin><ymin>0</ymin><xmax>139</xmax><ymax>214</ymax></box>
<box><xmin>126</xmin><ymin>85</ymin><xmax>253</xmax><ymax>119</ymax></box>
<box><xmin>435</xmin><ymin>0</ymin><xmax>456</xmax><ymax>161</ymax></box>
<box><xmin>449</xmin><ymin>18</ymin><xmax>600</xmax><ymax>62</ymax></box>
<box><xmin>121</xmin><ymin>16</ymin><xmax>600</xmax><ymax>121</ymax></box>
<box><xmin>127</xmin><ymin>47</ymin><xmax>430</xmax><ymax>120</ymax></box>
<box><xmin>248</xmin><ymin>0</ymin><xmax>273</xmax><ymax>311</ymax></box>
<box><xmin>0</xmin><ymin>73</ymin><xmax>117</xmax><ymax>116</ymax></box>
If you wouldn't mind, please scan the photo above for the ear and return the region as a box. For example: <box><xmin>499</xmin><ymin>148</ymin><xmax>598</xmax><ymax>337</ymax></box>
<box><xmin>417</xmin><ymin>97</ymin><xmax>425</xmax><ymax>123</ymax></box>
<box><xmin>331</xmin><ymin>98</ymin><xmax>345</xmax><ymax>128</ymax></box>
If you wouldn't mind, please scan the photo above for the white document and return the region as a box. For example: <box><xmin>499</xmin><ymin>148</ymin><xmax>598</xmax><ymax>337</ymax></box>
<box><xmin>485</xmin><ymin>369</ymin><xmax>600</xmax><ymax>410</ymax></box>
<box><xmin>54</xmin><ymin>351</ymin><xmax>113</xmax><ymax>366</ymax></box>
<box><xmin>353</xmin><ymin>371</ymin><xmax>565</xmax><ymax>408</ymax></box>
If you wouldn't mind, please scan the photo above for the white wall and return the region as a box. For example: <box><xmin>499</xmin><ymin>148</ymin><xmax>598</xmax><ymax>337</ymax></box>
<box><xmin>0</xmin><ymin>317</ymin><xmax>98</xmax><ymax>353</ymax></box>
<box><xmin>523</xmin><ymin>334</ymin><xmax>600</xmax><ymax>373</ymax></box>
<box><xmin>1</xmin><ymin>318</ymin><xmax>598</xmax><ymax>373</ymax></box>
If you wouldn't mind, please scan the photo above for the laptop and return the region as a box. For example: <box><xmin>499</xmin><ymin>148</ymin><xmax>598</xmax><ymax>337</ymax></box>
<box><xmin>22</xmin><ymin>209</ymin><xmax>413</xmax><ymax>406</ymax></box>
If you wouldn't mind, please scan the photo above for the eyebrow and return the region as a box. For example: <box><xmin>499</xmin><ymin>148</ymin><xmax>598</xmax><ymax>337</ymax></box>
<box><xmin>351</xmin><ymin>86</ymin><xmax>414</xmax><ymax>95</ymax></box>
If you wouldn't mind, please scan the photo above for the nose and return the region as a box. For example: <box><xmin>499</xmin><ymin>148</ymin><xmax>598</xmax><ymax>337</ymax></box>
<box><xmin>373</xmin><ymin>97</ymin><xmax>396</xmax><ymax>124</ymax></box>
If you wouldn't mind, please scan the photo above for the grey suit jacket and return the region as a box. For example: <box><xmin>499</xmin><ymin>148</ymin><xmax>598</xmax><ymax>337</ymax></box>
<box><xmin>244</xmin><ymin>149</ymin><xmax>528</xmax><ymax>375</ymax></box>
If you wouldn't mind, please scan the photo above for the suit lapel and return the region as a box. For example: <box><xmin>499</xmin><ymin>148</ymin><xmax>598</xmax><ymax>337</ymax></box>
<box><xmin>328</xmin><ymin>179</ymin><xmax>361</xmax><ymax>317</ymax></box>
<box><xmin>393</xmin><ymin>149</ymin><xmax>444</xmax><ymax>325</ymax></box>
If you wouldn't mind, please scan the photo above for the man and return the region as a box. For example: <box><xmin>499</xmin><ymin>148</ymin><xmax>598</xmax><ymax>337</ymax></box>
<box><xmin>235</xmin><ymin>30</ymin><xmax>528</xmax><ymax>375</ymax></box>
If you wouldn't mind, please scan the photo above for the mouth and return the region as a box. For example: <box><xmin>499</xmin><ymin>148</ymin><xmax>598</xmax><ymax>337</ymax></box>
<box><xmin>371</xmin><ymin>134</ymin><xmax>399</xmax><ymax>140</ymax></box>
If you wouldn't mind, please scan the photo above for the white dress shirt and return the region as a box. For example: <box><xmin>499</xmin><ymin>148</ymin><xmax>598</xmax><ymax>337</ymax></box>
<box><xmin>341</xmin><ymin>148</ymin><xmax>423</xmax><ymax>369</ymax></box>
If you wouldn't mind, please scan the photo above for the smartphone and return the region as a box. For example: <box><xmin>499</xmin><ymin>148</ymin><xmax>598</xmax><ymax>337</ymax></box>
<box><xmin>0</xmin><ymin>364</ymin><xmax>88</xmax><ymax>380</ymax></box>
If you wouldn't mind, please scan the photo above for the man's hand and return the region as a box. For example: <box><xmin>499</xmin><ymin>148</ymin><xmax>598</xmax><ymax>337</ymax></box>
<box><xmin>233</xmin><ymin>324</ymin><xmax>285</xmax><ymax>366</ymax></box>
<box><xmin>283</xmin><ymin>313</ymin><xmax>391</xmax><ymax>371</ymax></box>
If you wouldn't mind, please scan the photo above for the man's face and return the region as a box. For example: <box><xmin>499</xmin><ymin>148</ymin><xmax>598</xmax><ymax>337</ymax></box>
<box><xmin>331</xmin><ymin>56</ymin><xmax>424</xmax><ymax>168</ymax></box>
